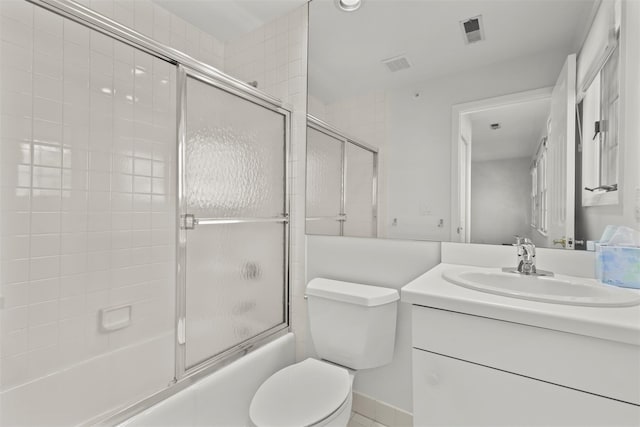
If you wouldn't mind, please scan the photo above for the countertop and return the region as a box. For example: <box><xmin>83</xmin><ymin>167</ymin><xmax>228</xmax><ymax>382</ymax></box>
<box><xmin>401</xmin><ymin>263</ymin><xmax>640</xmax><ymax>346</ymax></box>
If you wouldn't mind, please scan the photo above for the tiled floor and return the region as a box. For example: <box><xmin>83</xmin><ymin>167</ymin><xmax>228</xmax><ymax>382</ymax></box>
<box><xmin>348</xmin><ymin>412</ymin><xmax>388</xmax><ymax>427</ymax></box>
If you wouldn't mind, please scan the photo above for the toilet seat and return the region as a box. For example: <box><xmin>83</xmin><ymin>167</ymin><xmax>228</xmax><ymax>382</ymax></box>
<box><xmin>249</xmin><ymin>358</ymin><xmax>351</xmax><ymax>427</ymax></box>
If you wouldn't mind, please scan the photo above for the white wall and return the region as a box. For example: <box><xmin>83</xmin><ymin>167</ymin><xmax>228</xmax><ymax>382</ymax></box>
<box><xmin>471</xmin><ymin>157</ymin><xmax>532</xmax><ymax>245</ymax></box>
<box><xmin>305</xmin><ymin>235</ymin><xmax>441</xmax><ymax>413</ymax></box>
<box><xmin>385</xmin><ymin>49</ymin><xmax>569</xmax><ymax>241</ymax></box>
<box><xmin>576</xmin><ymin>0</ymin><xmax>640</xmax><ymax>239</ymax></box>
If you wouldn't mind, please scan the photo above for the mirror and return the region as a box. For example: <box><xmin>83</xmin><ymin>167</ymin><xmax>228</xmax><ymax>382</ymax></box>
<box><xmin>465</xmin><ymin>96</ymin><xmax>552</xmax><ymax>246</ymax></box>
<box><xmin>307</xmin><ymin>0</ymin><xmax>636</xmax><ymax>248</ymax></box>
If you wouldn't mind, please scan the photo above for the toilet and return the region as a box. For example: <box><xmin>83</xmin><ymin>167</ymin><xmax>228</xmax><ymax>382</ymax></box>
<box><xmin>249</xmin><ymin>278</ymin><xmax>400</xmax><ymax>427</ymax></box>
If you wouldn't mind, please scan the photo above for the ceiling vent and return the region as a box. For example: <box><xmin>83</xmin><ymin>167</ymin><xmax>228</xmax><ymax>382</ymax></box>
<box><xmin>381</xmin><ymin>55</ymin><xmax>411</xmax><ymax>72</ymax></box>
<box><xmin>460</xmin><ymin>15</ymin><xmax>485</xmax><ymax>44</ymax></box>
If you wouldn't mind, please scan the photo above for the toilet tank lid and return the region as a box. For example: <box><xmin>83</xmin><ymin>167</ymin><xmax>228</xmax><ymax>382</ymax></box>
<box><xmin>306</xmin><ymin>278</ymin><xmax>399</xmax><ymax>307</ymax></box>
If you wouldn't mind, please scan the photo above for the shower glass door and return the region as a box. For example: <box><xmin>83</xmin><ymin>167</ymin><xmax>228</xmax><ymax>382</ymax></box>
<box><xmin>178</xmin><ymin>67</ymin><xmax>289</xmax><ymax>373</ymax></box>
<box><xmin>306</xmin><ymin>126</ymin><xmax>344</xmax><ymax>235</ymax></box>
<box><xmin>305</xmin><ymin>116</ymin><xmax>378</xmax><ymax>238</ymax></box>
<box><xmin>344</xmin><ymin>143</ymin><xmax>377</xmax><ymax>237</ymax></box>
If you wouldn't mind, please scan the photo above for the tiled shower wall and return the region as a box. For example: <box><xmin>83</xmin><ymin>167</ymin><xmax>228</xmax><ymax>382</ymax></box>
<box><xmin>0</xmin><ymin>0</ymin><xmax>308</xmax><ymax>424</ymax></box>
<box><xmin>0</xmin><ymin>1</ymin><xmax>178</xmax><ymax>424</ymax></box>
<box><xmin>77</xmin><ymin>0</ymin><xmax>225</xmax><ymax>70</ymax></box>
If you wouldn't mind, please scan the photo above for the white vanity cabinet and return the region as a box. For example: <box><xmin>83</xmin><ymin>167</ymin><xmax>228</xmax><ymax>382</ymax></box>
<box><xmin>411</xmin><ymin>306</ymin><xmax>640</xmax><ymax>426</ymax></box>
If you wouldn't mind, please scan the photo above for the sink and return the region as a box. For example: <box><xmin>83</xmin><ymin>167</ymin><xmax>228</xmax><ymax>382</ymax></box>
<box><xmin>442</xmin><ymin>270</ymin><xmax>640</xmax><ymax>307</ymax></box>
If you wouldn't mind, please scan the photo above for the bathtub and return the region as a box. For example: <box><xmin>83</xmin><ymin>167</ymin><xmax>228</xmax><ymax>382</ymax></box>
<box><xmin>119</xmin><ymin>333</ymin><xmax>296</xmax><ymax>426</ymax></box>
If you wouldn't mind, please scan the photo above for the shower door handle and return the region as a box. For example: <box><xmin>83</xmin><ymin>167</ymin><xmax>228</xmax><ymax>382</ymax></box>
<box><xmin>182</xmin><ymin>214</ymin><xmax>196</xmax><ymax>230</ymax></box>
<box><xmin>181</xmin><ymin>214</ymin><xmax>289</xmax><ymax>229</ymax></box>
<box><xmin>306</xmin><ymin>214</ymin><xmax>347</xmax><ymax>222</ymax></box>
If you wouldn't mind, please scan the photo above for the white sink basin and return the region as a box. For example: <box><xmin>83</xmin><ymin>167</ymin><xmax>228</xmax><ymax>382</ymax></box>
<box><xmin>442</xmin><ymin>270</ymin><xmax>640</xmax><ymax>307</ymax></box>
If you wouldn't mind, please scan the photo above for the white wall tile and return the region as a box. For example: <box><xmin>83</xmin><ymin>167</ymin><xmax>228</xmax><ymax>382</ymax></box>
<box><xmin>59</xmin><ymin>296</ymin><xmax>85</xmax><ymax>320</ymax></box>
<box><xmin>1</xmin><ymin>282</ymin><xmax>28</xmax><ymax>308</ymax></box>
<box><xmin>28</xmin><ymin>322</ymin><xmax>58</xmax><ymax>350</ymax></box>
<box><xmin>113</xmin><ymin>2</ymin><xmax>134</xmax><ymax>29</ymax></box>
<box><xmin>0</xmin><ymin>235</ymin><xmax>29</xmax><ymax>260</ymax></box>
<box><xmin>29</xmin><ymin>256</ymin><xmax>60</xmax><ymax>281</ymax></box>
<box><xmin>28</xmin><ymin>300</ymin><xmax>58</xmax><ymax>326</ymax></box>
<box><xmin>1</xmin><ymin>1</ymin><xmax>178</xmax><ymax>420</ymax></box>
<box><xmin>28</xmin><ymin>278</ymin><xmax>59</xmax><ymax>304</ymax></box>
<box><xmin>1</xmin><ymin>328</ymin><xmax>27</xmax><ymax>357</ymax></box>
<box><xmin>2</xmin><ymin>306</ymin><xmax>28</xmax><ymax>331</ymax></box>
<box><xmin>0</xmin><ymin>353</ymin><xmax>29</xmax><ymax>389</ymax></box>
<box><xmin>0</xmin><ymin>0</ymin><xmax>33</xmax><ymax>27</ymax></box>
<box><xmin>30</xmin><ymin>234</ymin><xmax>60</xmax><ymax>258</ymax></box>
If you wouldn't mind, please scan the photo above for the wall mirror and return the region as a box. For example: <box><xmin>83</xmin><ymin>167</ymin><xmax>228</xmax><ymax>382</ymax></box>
<box><xmin>307</xmin><ymin>0</ymin><xmax>636</xmax><ymax>249</ymax></box>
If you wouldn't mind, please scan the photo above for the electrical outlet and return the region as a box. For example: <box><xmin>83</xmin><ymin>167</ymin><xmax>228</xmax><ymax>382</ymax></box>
<box><xmin>419</xmin><ymin>204</ymin><xmax>431</xmax><ymax>216</ymax></box>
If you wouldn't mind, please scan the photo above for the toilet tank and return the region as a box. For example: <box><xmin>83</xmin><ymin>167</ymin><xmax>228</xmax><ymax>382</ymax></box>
<box><xmin>306</xmin><ymin>278</ymin><xmax>399</xmax><ymax>370</ymax></box>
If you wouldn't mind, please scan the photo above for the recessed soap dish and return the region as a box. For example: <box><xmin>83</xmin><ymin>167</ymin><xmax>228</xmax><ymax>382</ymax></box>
<box><xmin>99</xmin><ymin>305</ymin><xmax>132</xmax><ymax>332</ymax></box>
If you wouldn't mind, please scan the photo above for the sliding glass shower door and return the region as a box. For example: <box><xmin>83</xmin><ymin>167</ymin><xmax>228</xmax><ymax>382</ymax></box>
<box><xmin>306</xmin><ymin>116</ymin><xmax>378</xmax><ymax>238</ymax></box>
<box><xmin>306</xmin><ymin>126</ymin><xmax>344</xmax><ymax>235</ymax></box>
<box><xmin>177</xmin><ymin>68</ymin><xmax>289</xmax><ymax>373</ymax></box>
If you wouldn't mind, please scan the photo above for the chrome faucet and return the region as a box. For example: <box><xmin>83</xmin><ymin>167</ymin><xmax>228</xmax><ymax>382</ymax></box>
<box><xmin>503</xmin><ymin>236</ymin><xmax>553</xmax><ymax>276</ymax></box>
<box><xmin>516</xmin><ymin>237</ymin><xmax>536</xmax><ymax>274</ymax></box>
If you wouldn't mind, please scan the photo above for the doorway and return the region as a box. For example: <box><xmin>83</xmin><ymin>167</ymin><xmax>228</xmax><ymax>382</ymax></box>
<box><xmin>451</xmin><ymin>88</ymin><xmax>553</xmax><ymax>244</ymax></box>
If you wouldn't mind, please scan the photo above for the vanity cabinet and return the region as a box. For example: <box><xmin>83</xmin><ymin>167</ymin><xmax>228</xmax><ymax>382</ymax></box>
<box><xmin>411</xmin><ymin>306</ymin><xmax>640</xmax><ymax>426</ymax></box>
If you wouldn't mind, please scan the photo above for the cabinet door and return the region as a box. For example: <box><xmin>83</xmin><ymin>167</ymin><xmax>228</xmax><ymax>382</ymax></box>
<box><xmin>413</xmin><ymin>349</ymin><xmax>640</xmax><ymax>426</ymax></box>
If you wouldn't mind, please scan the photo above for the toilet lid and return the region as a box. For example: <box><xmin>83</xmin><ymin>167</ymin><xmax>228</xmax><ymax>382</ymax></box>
<box><xmin>250</xmin><ymin>358</ymin><xmax>351</xmax><ymax>427</ymax></box>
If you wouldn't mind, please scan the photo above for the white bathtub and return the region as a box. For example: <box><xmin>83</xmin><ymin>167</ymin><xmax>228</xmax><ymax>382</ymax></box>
<box><xmin>119</xmin><ymin>333</ymin><xmax>295</xmax><ymax>426</ymax></box>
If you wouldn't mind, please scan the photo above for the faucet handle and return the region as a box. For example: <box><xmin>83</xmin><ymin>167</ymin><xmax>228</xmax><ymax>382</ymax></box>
<box><xmin>553</xmin><ymin>237</ymin><xmax>567</xmax><ymax>247</ymax></box>
<box><xmin>513</xmin><ymin>235</ymin><xmax>525</xmax><ymax>245</ymax></box>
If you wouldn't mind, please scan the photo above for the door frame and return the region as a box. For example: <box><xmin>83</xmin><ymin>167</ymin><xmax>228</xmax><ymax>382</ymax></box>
<box><xmin>450</xmin><ymin>87</ymin><xmax>553</xmax><ymax>242</ymax></box>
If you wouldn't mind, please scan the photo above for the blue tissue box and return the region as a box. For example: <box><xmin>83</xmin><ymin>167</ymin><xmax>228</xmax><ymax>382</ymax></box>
<box><xmin>596</xmin><ymin>245</ymin><xmax>640</xmax><ymax>289</ymax></box>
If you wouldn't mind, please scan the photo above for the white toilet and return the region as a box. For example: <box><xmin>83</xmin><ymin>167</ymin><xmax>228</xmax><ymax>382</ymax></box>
<box><xmin>249</xmin><ymin>278</ymin><xmax>400</xmax><ymax>427</ymax></box>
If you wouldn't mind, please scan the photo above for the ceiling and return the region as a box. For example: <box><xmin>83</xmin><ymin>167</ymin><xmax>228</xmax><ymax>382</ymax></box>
<box><xmin>309</xmin><ymin>0</ymin><xmax>597</xmax><ymax>103</ymax></box>
<box><xmin>152</xmin><ymin>0</ymin><xmax>307</xmax><ymax>42</ymax></box>
<box><xmin>470</xmin><ymin>98</ymin><xmax>551</xmax><ymax>162</ymax></box>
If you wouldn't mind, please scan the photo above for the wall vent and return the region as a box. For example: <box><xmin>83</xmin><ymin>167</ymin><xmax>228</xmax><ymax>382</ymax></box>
<box><xmin>381</xmin><ymin>55</ymin><xmax>411</xmax><ymax>72</ymax></box>
<box><xmin>460</xmin><ymin>15</ymin><xmax>485</xmax><ymax>44</ymax></box>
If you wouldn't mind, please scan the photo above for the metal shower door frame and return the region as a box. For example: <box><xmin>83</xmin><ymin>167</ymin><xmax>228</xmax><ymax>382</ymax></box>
<box><xmin>306</xmin><ymin>115</ymin><xmax>378</xmax><ymax>237</ymax></box>
<box><xmin>175</xmin><ymin>65</ymin><xmax>291</xmax><ymax>380</ymax></box>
